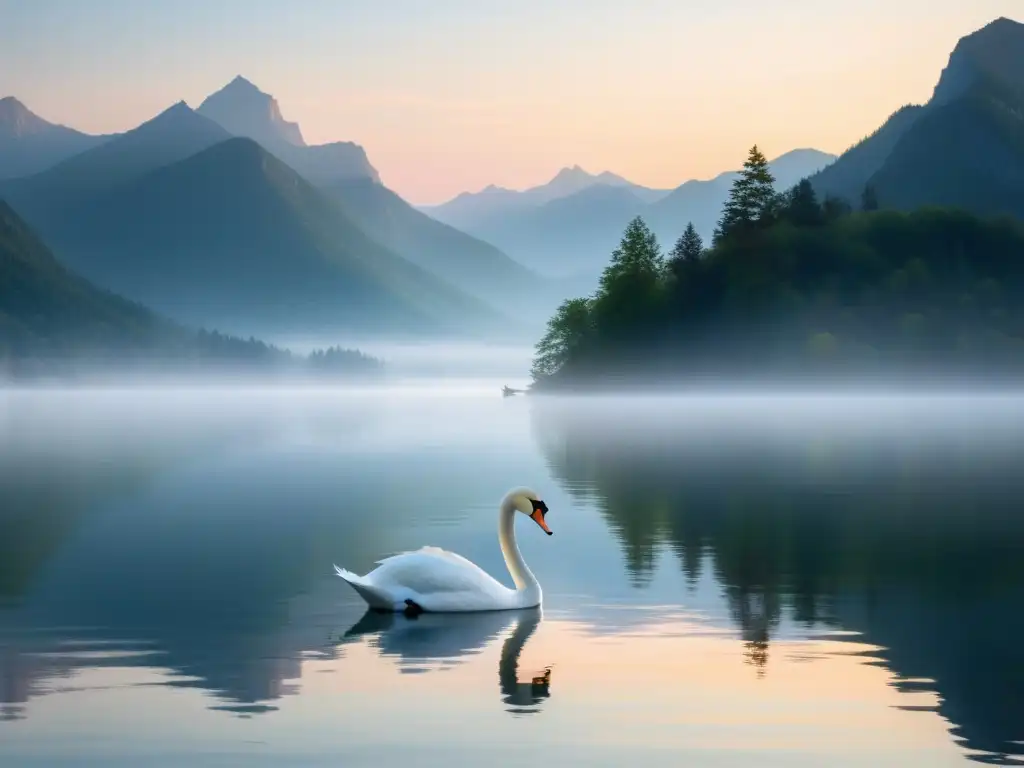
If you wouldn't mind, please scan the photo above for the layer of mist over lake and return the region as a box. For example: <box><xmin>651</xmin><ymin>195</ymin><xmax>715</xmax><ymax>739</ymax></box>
<box><xmin>264</xmin><ymin>338</ymin><xmax>535</xmax><ymax>384</ymax></box>
<box><xmin>2</xmin><ymin>381</ymin><xmax>1024</xmax><ymax>767</ymax></box>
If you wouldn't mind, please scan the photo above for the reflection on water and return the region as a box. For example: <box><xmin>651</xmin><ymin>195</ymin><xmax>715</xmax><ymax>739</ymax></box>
<box><xmin>533</xmin><ymin>395</ymin><xmax>1024</xmax><ymax>766</ymax></box>
<box><xmin>340</xmin><ymin>608</ymin><xmax>551</xmax><ymax>714</ymax></box>
<box><xmin>0</xmin><ymin>387</ymin><xmax>1023</xmax><ymax>765</ymax></box>
<box><xmin>497</xmin><ymin>612</ymin><xmax>553</xmax><ymax>713</ymax></box>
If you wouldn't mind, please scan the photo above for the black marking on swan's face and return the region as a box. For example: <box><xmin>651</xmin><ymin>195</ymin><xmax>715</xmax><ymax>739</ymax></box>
<box><xmin>529</xmin><ymin>498</ymin><xmax>552</xmax><ymax>535</ymax></box>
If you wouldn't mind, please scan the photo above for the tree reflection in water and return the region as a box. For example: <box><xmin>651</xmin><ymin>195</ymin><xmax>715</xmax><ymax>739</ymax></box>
<box><xmin>531</xmin><ymin>395</ymin><xmax>1024</xmax><ymax>764</ymax></box>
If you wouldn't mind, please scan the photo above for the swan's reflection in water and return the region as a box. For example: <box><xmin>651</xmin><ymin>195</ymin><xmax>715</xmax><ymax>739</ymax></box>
<box><xmin>497</xmin><ymin>612</ymin><xmax>551</xmax><ymax>713</ymax></box>
<box><xmin>340</xmin><ymin>608</ymin><xmax>551</xmax><ymax>715</ymax></box>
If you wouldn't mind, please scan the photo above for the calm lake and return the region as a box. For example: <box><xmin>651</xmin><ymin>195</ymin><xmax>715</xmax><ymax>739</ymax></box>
<box><xmin>1</xmin><ymin>385</ymin><xmax>1023</xmax><ymax>767</ymax></box>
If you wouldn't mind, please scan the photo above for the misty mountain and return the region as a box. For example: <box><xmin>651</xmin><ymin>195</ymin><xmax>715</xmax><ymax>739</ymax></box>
<box><xmin>2</xmin><ymin>101</ymin><xmax>231</xmax><ymax>224</ymax></box>
<box><xmin>0</xmin><ymin>91</ymin><xmax>529</xmax><ymax>336</ymax></box>
<box><xmin>4</xmin><ymin>138</ymin><xmax>502</xmax><ymax>338</ymax></box>
<box><xmin>323</xmin><ymin>178</ymin><xmax>537</xmax><ymax>305</ymax></box>
<box><xmin>197</xmin><ymin>76</ymin><xmax>380</xmax><ymax>186</ymax></box>
<box><xmin>0</xmin><ymin>199</ymin><xmax>386</xmax><ymax>378</ymax></box>
<box><xmin>529</xmin><ymin>165</ymin><xmax>672</xmax><ymax>205</ymax></box>
<box><xmin>425</xmin><ymin>148</ymin><xmax>836</xmax><ymax>283</ymax></box>
<box><xmin>0</xmin><ymin>97</ymin><xmax>111</xmax><ymax>180</ymax></box>
<box><xmin>197</xmin><ymin>76</ymin><xmax>537</xmax><ymax>308</ymax></box>
<box><xmin>811</xmin><ymin>17</ymin><xmax>1024</xmax><ymax>217</ymax></box>
<box><xmin>0</xmin><ymin>199</ymin><xmax>178</xmax><ymax>359</ymax></box>
<box><xmin>198</xmin><ymin>75</ymin><xmax>305</xmax><ymax>148</ymax></box>
<box><xmin>422</xmin><ymin>164</ymin><xmax>672</xmax><ymax>230</ymax></box>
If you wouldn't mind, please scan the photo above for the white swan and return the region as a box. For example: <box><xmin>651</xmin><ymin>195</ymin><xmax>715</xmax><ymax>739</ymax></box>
<box><xmin>334</xmin><ymin>487</ymin><xmax>552</xmax><ymax>613</ymax></box>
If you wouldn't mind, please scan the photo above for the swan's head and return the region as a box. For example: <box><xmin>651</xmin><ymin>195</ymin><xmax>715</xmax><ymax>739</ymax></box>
<box><xmin>506</xmin><ymin>487</ymin><xmax>553</xmax><ymax>536</ymax></box>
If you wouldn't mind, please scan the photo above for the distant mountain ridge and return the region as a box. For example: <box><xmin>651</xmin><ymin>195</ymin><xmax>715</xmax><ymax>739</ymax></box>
<box><xmin>424</xmin><ymin>148</ymin><xmax>837</xmax><ymax>283</ymax></box>
<box><xmin>3</xmin><ymin>101</ymin><xmax>231</xmax><ymax>223</ymax></box>
<box><xmin>193</xmin><ymin>76</ymin><xmax>537</xmax><ymax>310</ymax></box>
<box><xmin>422</xmin><ymin>164</ymin><xmax>673</xmax><ymax>225</ymax></box>
<box><xmin>197</xmin><ymin>76</ymin><xmax>380</xmax><ymax>185</ymax></box>
<box><xmin>0</xmin><ymin>97</ymin><xmax>110</xmax><ymax>180</ymax></box>
<box><xmin>3</xmin><ymin>137</ymin><xmax>502</xmax><ymax>338</ymax></box>
<box><xmin>811</xmin><ymin>16</ymin><xmax>1024</xmax><ymax>217</ymax></box>
<box><xmin>323</xmin><ymin>178</ymin><xmax>537</xmax><ymax>308</ymax></box>
<box><xmin>0</xmin><ymin>97</ymin><xmax>56</xmax><ymax>138</ymax></box>
<box><xmin>199</xmin><ymin>75</ymin><xmax>306</xmax><ymax>147</ymax></box>
<box><xmin>11</xmin><ymin>11</ymin><xmax>1019</xmax><ymax>342</ymax></box>
<box><xmin>529</xmin><ymin>165</ymin><xmax>671</xmax><ymax>204</ymax></box>
<box><xmin>0</xmin><ymin>80</ymin><xmax>538</xmax><ymax>338</ymax></box>
<box><xmin>0</xmin><ymin>79</ymin><xmax>381</xmax><ymax>187</ymax></box>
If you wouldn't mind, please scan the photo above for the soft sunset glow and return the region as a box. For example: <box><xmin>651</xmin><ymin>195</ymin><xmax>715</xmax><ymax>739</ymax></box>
<box><xmin>0</xmin><ymin>1</ymin><xmax>1021</xmax><ymax>203</ymax></box>
<box><xmin>4</xmin><ymin>617</ymin><xmax>962</xmax><ymax>764</ymax></box>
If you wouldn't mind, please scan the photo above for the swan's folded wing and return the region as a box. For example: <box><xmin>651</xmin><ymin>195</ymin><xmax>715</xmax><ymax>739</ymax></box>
<box><xmin>418</xmin><ymin>546</ymin><xmax>480</xmax><ymax>565</ymax></box>
<box><xmin>375</xmin><ymin>546</ymin><xmax>480</xmax><ymax>570</ymax></box>
<box><xmin>371</xmin><ymin>547</ymin><xmax>506</xmax><ymax>595</ymax></box>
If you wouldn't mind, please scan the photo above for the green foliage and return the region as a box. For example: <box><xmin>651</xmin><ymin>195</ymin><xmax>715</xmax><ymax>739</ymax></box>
<box><xmin>587</xmin><ymin>216</ymin><xmax>669</xmax><ymax>364</ymax></box>
<box><xmin>531</xmin><ymin>297</ymin><xmax>594</xmax><ymax>380</ymax></box>
<box><xmin>822</xmin><ymin>195</ymin><xmax>853</xmax><ymax>222</ymax></box>
<box><xmin>668</xmin><ymin>223</ymin><xmax>704</xmax><ymax>274</ymax></box>
<box><xmin>596</xmin><ymin>216</ymin><xmax>665</xmax><ymax>296</ymax></box>
<box><xmin>713</xmin><ymin>145</ymin><xmax>779</xmax><ymax>245</ymax></box>
<box><xmin>781</xmin><ymin>180</ymin><xmax>824</xmax><ymax>228</ymax></box>
<box><xmin>307</xmin><ymin>345</ymin><xmax>383</xmax><ymax>376</ymax></box>
<box><xmin>531</xmin><ymin>141</ymin><xmax>1024</xmax><ymax>387</ymax></box>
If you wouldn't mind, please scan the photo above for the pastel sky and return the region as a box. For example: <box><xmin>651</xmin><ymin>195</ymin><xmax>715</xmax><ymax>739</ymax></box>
<box><xmin>0</xmin><ymin>0</ymin><xmax>1020</xmax><ymax>204</ymax></box>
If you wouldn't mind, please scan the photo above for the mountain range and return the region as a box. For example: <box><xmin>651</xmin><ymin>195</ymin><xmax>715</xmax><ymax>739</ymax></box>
<box><xmin>0</xmin><ymin>97</ymin><xmax>110</xmax><ymax>180</ymax></box>
<box><xmin>0</xmin><ymin>200</ymin><xmax>381</xmax><ymax>377</ymax></box>
<box><xmin>16</xmin><ymin>137</ymin><xmax>500</xmax><ymax>336</ymax></box>
<box><xmin>0</xmin><ymin>79</ymin><xmax>536</xmax><ymax>339</ymax></box>
<box><xmin>196</xmin><ymin>76</ymin><xmax>381</xmax><ymax>186</ymax></box>
<box><xmin>1</xmin><ymin>15</ymin><xmax>1021</xmax><ymax>343</ymax></box>
<box><xmin>421</xmin><ymin>165</ymin><xmax>674</xmax><ymax>224</ymax></box>
<box><xmin>424</xmin><ymin>16</ymin><xmax>1024</xmax><ymax>290</ymax></box>
<box><xmin>423</xmin><ymin>148</ymin><xmax>837</xmax><ymax>284</ymax></box>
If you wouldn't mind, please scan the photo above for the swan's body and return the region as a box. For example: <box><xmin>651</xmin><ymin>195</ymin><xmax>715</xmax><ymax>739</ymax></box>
<box><xmin>334</xmin><ymin>487</ymin><xmax>552</xmax><ymax>613</ymax></box>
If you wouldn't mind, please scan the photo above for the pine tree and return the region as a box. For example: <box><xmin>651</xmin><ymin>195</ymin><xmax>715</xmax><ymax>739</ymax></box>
<box><xmin>823</xmin><ymin>194</ymin><xmax>853</xmax><ymax>221</ymax></box>
<box><xmin>783</xmin><ymin>179</ymin><xmax>823</xmax><ymax>227</ymax></box>
<box><xmin>668</xmin><ymin>223</ymin><xmax>704</xmax><ymax>275</ymax></box>
<box><xmin>592</xmin><ymin>216</ymin><xmax>665</xmax><ymax>343</ymax></box>
<box><xmin>597</xmin><ymin>215</ymin><xmax>664</xmax><ymax>298</ymax></box>
<box><xmin>714</xmin><ymin>145</ymin><xmax>778</xmax><ymax>245</ymax></box>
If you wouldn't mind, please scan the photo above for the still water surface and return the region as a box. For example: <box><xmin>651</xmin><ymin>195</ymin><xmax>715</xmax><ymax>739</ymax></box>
<box><xmin>1</xmin><ymin>386</ymin><xmax>1023</xmax><ymax>766</ymax></box>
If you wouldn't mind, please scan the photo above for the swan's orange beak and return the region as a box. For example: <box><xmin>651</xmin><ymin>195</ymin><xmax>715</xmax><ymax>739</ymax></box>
<box><xmin>530</xmin><ymin>509</ymin><xmax>552</xmax><ymax>535</ymax></box>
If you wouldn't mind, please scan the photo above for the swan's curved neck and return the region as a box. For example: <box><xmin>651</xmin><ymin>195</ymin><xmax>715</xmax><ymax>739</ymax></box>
<box><xmin>499</xmin><ymin>497</ymin><xmax>540</xmax><ymax>599</ymax></box>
